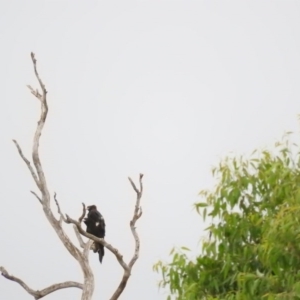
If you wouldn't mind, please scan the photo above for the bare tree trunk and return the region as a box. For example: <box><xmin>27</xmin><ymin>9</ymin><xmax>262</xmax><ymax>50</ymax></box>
<box><xmin>1</xmin><ymin>53</ymin><xmax>144</xmax><ymax>300</ymax></box>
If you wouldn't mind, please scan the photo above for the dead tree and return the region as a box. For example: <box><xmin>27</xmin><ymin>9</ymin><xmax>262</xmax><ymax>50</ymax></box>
<box><xmin>0</xmin><ymin>53</ymin><xmax>144</xmax><ymax>300</ymax></box>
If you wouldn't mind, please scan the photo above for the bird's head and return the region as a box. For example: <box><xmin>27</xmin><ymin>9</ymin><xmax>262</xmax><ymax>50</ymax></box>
<box><xmin>87</xmin><ymin>205</ymin><xmax>97</xmax><ymax>211</ymax></box>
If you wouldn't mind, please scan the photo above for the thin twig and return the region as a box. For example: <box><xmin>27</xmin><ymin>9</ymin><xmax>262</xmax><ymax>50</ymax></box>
<box><xmin>27</xmin><ymin>85</ymin><xmax>42</xmax><ymax>101</ymax></box>
<box><xmin>12</xmin><ymin>140</ymin><xmax>40</xmax><ymax>190</ymax></box>
<box><xmin>79</xmin><ymin>203</ymin><xmax>86</xmax><ymax>223</ymax></box>
<box><xmin>31</xmin><ymin>52</ymin><xmax>48</xmax><ymax>98</ymax></box>
<box><xmin>74</xmin><ymin>203</ymin><xmax>87</xmax><ymax>248</ymax></box>
<box><xmin>54</xmin><ymin>192</ymin><xmax>67</xmax><ymax>224</ymax></box>
<box><xmin>128</xmin><ymin>177</ymin><xmax>139</xmax><ymax>194</ymax></box>
<box><xmin>30</xmin><ymin>191</ymin><xmax>42</xmax><ymax>204</ymax></box>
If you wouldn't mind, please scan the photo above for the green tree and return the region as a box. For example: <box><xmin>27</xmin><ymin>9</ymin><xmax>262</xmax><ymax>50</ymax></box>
<box><xmin>154</xmin><ymin>134</ymin><xmax>300</xmax><ymax>300</ymax></box>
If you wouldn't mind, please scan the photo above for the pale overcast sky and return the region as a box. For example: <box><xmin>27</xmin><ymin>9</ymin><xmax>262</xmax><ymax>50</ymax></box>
<box><xmin>1</xmin><ymin>1</ymin><xmax>300</xmax><ymax>299</ymax></box>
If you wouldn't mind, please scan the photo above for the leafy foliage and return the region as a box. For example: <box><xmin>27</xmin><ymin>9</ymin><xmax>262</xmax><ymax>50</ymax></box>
<box><xmin>154</xmin><ymin>135</ymin><xmax>300</xmax><ymax>299</ymax></box>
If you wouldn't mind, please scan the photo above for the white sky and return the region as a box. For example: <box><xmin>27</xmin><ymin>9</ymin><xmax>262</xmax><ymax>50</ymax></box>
<box><xmin>0</xmin><ymin>1</ymin><xmax>300</xmax><ymax>299</ymax></box>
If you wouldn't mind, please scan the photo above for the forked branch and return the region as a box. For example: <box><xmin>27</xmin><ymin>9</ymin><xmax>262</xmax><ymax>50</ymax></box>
<box><xmin>66</xmin><ymin>174</ymin><xmax>144</xmax><ymax>300</ymax></box>
<box><xmin>0</xmin><ymin>267</ymin><xmax>83</xmax><ymax>300</ymax></box>
<box><xmin>3</xmin><ymin>53</ymin><xmax>144</xmax><ymax>300</ymax></box>
<box><xmin>110</xmin><ymin>173</ymin><xmax>144</xmax><ymax>300</ymax></box>
<box><xmin>3</xmin><ymin>53</ymin><xmax>94</xmax><ymax>300</ymax></box>
<box><xmin>66</xmin><ymin>215</ymin><xmax>130</xmax><ymax>272</ymax></box>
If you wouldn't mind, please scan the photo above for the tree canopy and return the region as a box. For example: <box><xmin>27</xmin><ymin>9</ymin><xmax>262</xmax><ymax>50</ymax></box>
<box><xmin>154</xmin><ymin>134</ymin><xmax>300</xmax><ymax>300</ymax></box>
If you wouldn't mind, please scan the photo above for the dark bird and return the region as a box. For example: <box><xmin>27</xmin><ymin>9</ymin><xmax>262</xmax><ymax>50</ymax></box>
<box><xmin>83</xmin><ymin>205</ymin><xmax>106</xmax><ymax>263</ymax></box>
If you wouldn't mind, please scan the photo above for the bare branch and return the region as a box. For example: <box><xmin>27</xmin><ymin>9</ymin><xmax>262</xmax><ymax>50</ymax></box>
<box><xmin>0</xmin><ymin>266</ymin><xmax>83</xmax><ymax>299</ymax></box>
<box><xmin>12</xmin><ymin>140</ymin><xmax>41</xmax><ymax>190</ymax></box>
<box><xmin>7</xmin><ymin>53</ymin><xmax>145</xmax><ymax>300</ymax></box>
<box><xmin>79</xmin><ymin>203</ymin><xmax>86</xmax><ymax>223</ymax></box>
<box><xmin>109</xmin><ymin>174</ymin><xmax>144</xmax><ymax>300</ymax></box>
<box><xmin>27</xmin><ymin>53</ymin><xmax>95</xmax><ymax>299</ymax></box>
<box><xmin>51</xmin><ymin>194</ymin><xmax>89</xmax><ymax>266</ymax></box>
<box><xmin>28</xmin><ymin>52</ymin><xmax>50</xmax><ymax>204</ymax></box>
<box><xmin>24</xmin><ymin>55</ymin><xmax>84</xmax><ymax>260</ymax></box>
<box><xmin>139</xmin><ymin>173</ymin><xmax>144</xmax><ymax>194</ymax></box>
<box><xmin>8</xmin><ymin>53</ymin><xmax>95</xmax><ymax>299</ymax></box>
<box><xmin>74</xmin><ymin>225</ymin><xmax>86</xmax><ymax>249</ymax></box>
<box><xmin>30</xmin><ymin>191</ymin><xmax>42</xmax><ymax>204</ymax></box>
<box><xmin>67</xmin><ymin>174</ymin><xmax>145</xmax><ymax>300</ymax></box>
<box><xmin>30</xmin><ymin>52</ymin><xmax>48</xmax><ymax>97</ymax></box>
<box><xmin>128</xmin><ymin>177</ymin><xmax>139</xmax><ymax>194</ymax></box>
<box><xmin>71</xmin><ymin>204</ymin><xmax>87</xmax><ymax>248</ymax></box>
<box><xmin>54</xmin><ymin>192</ymin><xmax>67</xmax><ymax>225</ymax></box>
<box><xmin>65</xmin><ymin>216</ymin><xmax>130</xmax><ymax>273</ymax></box>
<box><xmin>83</xmin><ymin>240</ymin><xmax>94</xmax><ymax>258</ymax></box>
<box><xmin>137</xmin><ymin>207</ymin><xmax>143</xmax><ymax>219</ymax></box>
<box><xmin>27</xmin><ymin>85</ymin><xmax>43</xmax><ymax>101</ymax></box>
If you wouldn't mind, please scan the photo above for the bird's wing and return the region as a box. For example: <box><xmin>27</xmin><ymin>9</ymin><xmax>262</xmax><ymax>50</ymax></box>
<box><xmin>88</xmin><ymin>210</ymin><xmax>102</xmax><ymax>222</ymax></box>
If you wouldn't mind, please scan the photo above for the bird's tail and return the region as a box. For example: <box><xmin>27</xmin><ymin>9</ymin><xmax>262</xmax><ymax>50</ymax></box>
<box><xmin>98</xmin><ymin>244</ymin><xmax>105</xmax><ymax>264</ymax></box>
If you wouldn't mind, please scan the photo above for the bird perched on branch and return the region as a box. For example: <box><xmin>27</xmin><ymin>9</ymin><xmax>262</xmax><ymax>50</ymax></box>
<box><xmin>83</xmin><ymin>205</ymin><xmax>106</xmax><ymax>263</ymax></box>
